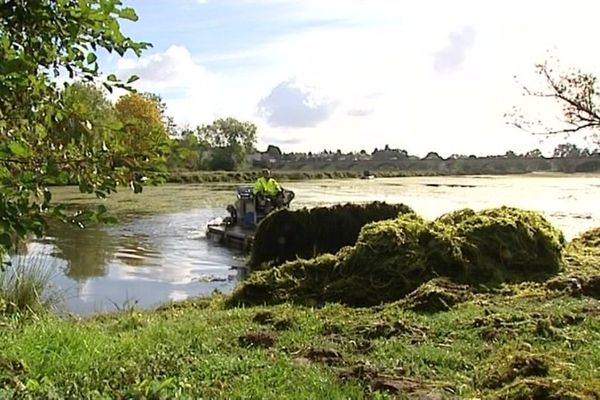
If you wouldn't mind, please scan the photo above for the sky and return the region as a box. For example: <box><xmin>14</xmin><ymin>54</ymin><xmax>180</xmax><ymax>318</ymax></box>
<box><xmin>100</xmin><ymin>0</ymin><xmax>600</xmax><ymax>157</ymax></box>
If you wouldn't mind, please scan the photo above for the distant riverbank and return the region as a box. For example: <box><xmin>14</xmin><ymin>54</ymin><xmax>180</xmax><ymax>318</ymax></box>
<box><xmin>166</xmin><ymin>156</ymin><xmax>600</xmax><ymax>183</ymax></box>
<box><xmin>166</xmin><ymin>168</ymin><xmax>516</xmax><ymax>184</ymax></box>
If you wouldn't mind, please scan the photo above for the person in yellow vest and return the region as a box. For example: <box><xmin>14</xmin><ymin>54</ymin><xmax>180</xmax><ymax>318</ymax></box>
<box><xmin>253</xmin><ymin>168</ymin><xmax>282</xmax><ymax>198</ymax></box>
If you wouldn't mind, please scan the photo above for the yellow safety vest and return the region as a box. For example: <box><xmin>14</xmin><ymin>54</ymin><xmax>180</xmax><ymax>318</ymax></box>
<box><xmin>253</xmin><ymin>177</ymin><xmax>281</xmax><ymax>196</ymax></box>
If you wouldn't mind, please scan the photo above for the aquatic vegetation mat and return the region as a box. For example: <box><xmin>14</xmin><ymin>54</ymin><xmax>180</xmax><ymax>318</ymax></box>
<box><xmin>231</xmin><ymin>206</ymin><xmax>566</xmax><ymax>307</ymax></box>
<box><xmin>249</xmin><ymin>201</ymin><xmax>413</xmax><ymax>270</ymax></box>
<box><xmin>428</xmin><ymin>207</ymin><xmax>565</xmax><ymax>284</ymax></box>
<box><xmin>570</xmin><ymin>226</ymin><xmax>600</xmax><ymax>248</ymax></box>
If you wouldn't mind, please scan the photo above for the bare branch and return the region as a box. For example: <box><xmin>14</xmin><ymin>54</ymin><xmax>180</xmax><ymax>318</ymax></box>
<box><xmin>508</xmin><ymin>59</ymin><xmax>600</xmax><ymax>146</ymax></box>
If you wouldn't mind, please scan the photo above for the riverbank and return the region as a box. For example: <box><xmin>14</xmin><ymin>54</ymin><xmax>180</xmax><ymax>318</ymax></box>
<box><xmin>166</xmin><ymin>169</ymin><xmax>438</xmax><ymax>184</ymax></box>
<box><xmin>1</xmin><ymin>285</ymin><xmax>599</xmax><ymax>398</ymax></box>
<box><xmin>1</xmin><ymin>240</ymin><xmax>599</xmax><ymax>399</ymax></box>
<box><xmin>166</xmin><ymin>154</ymin><xmax>600</xmax><ymax>183</ymax></box>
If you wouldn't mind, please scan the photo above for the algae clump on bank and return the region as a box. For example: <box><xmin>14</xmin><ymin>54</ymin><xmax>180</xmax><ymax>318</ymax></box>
<box><xmin>428</xmin><ymin>207</ymin><xmax>565</xmax><ymax>284</ymax></box>
<box><xmin>547</xmin><ymin>225</ymin><xmax>600</xmax><ymax>299</ymax></box>
<box><xmin>249</xmin><ymin>201</ymin><xmax>414</xmax><ymax>270</ymax></box>
<box><xmin>230</xmin><ymin>206</ymin><xmax>566</xmax><ymax>307</ymax></box>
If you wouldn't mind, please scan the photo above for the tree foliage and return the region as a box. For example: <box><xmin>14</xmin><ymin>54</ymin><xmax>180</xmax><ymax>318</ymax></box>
<box><xmin>0</xmin><ymin>1</ymin><xmax>152</xmax><ymax>258</ymax></box>
<box><xmin>197</xmin><ymin>117</ymin><xmax>257</xmax><ymax>170</ymax></box>
<box><xmin>552</xmin><ymin>143</ymin><xmax>589</xmax><ymax>158</ymax></box>
<box><xmin>58</xmin><ymin>83</ymin><xmax>120</xmax><ymax>172</ymax></box>
<box><xmin>167</xmin><ymin>130</ymin><xmax>209</xmax><ymax>171</ymax></box>
<box><xmin>524</xmin><ymin>149</ymin><xmax>543</xmax><ymax>158</ymax></box>
<box><xmin>115</xmin><ymin>93</ymin><xmax>171</xmax><ymax>168</ymax></box>
<box><xmin>509</xmin><ymin>59</ymin><xmax>600</xmax><ymax>147</ymax></box>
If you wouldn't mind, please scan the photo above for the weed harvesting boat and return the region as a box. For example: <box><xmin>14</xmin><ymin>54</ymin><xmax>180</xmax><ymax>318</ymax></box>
<box><xmin>206</xmin><ymin>186</ymin><xmax>295</xmax><ymax>249</ymax></box>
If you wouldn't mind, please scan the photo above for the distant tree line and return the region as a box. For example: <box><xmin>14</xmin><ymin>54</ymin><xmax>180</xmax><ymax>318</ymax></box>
<box><xmin>256</xmin><ymin>143</ymin><xmax>599</xmax><ymax>165</ymax></box>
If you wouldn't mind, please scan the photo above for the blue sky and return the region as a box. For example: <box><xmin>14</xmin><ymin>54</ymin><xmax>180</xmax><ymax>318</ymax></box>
<box><xmin>101</xmin><ymin>0</ymin><xmax>600</xmax><ymax>156</ymax></box>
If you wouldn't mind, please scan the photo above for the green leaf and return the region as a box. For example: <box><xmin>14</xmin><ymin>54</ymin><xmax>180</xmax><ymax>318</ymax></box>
<box><xmin>131</xmin><ymin>181</ymin><xmax>143</xmax><ymax>193</ymax></box>
<box><xmin>79</xmin><ymin>181</ymin><xmax>92</xmax><ymax>193</ymax></box>
<box><xmin>8</xmin><ymin>142</ymin><xmax>29</xmax><ymax>157</ymax></box>
<box><xmin>0</xmin><ymin>233</ymin><xmax>12</xmax><ymax>249</ymax></box>
<box><xmin>126</xmin><ymin>74</ymin><xmax>139</xmax><ymax>84</ymax></box>
<box><xmin>43</xmin><ymin>190</ymin><xmax>52</xmax><ymax>204</ymax></box>
<box><xmin>119</xmin><ymin>7</ymin><xmax>139</xmax><ymax>21</ymax></box>
<box><xmin>56</xmin><ymin>171</ymin><xmax>70</xmax><ymax>185</ymax></box>
<box><xmin>106</xmin><ymin>120</ymin><xmax>123</xmax><ymax>130</ymax></box>
<box><xmin>86</xmin><ymin>52</ymin><xmax>97</xmax><ymax>64</ymax></box>
<box><xmin>0</xmin><ymin>1</ymin><xmax>156</xmax><ymax>255</ymax></box>
<box><xmin>101</xmin><ymin>82</ymin><xmax>113</xmax><ymax>94</ymax></box>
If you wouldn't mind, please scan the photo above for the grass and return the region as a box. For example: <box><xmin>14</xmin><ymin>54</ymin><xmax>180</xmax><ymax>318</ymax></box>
<box><xmin>0</xmin><ymin>273</ymin><xmax>599</xmax><ymax>398</ymax></box>
<box><xmin>0</xmin><ymin>255</ymin><xmax>61</xmax><ymax>316</ymax></box>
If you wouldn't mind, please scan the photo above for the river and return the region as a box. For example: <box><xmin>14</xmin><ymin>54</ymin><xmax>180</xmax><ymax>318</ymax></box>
<box><xmin>12</xmin><ymin>174</ymin><xmax>600</xmax><ymax>315</ymax></box>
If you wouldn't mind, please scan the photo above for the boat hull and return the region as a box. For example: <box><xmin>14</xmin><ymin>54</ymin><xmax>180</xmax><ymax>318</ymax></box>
<box><xmin>206</xmin><ymin>223</ymin><xmax>254</xmax><ymax>250</ymax></box>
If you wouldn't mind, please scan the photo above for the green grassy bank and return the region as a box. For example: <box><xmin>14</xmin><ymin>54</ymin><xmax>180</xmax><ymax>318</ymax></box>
<box><xmin>1</xmin><ymin>247</ymin><xmax>599</xmax><ymax>399</ymax></box>
<box><xmin>1</xmin><ymin>284</ymin><xmax>599</xmax><ymax>398</ymax></box>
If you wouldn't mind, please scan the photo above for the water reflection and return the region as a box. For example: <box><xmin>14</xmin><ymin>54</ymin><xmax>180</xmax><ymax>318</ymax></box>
<box><xmin>114</xmin><ymin>233</ymin><xmax>160</xmax><ymax>268</ymax></box>
<box><xmin>47</xmin><ymin>222</ymin><xmax>116</xmax><ymax>282</ymax></box>
<box><xmin>22</xmin><ymin>208</ymin><xmax>242</xmax><ymax>315</ymax></box>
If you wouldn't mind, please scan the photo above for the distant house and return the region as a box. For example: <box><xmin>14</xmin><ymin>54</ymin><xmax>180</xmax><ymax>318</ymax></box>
<box><xmin>356</xmin><ymin>152</ymin><xmax>372</xmax><ymax>161</ymax></box>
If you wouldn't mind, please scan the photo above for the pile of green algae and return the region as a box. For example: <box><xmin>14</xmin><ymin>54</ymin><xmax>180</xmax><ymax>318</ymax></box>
<box><xmin>230</xmin><ymin>206</ymin><xmax>567</xmax><ymax>307</ymax></box>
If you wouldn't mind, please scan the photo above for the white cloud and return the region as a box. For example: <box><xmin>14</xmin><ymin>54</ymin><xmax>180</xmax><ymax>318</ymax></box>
<box><xmin>117</xmin><ymin>45</ymin><xmax>215</xmax><ymax>94</ymax></box>
<box><xmin>109</xmin><ymin>0</ymin><xmax>600</xmax><ymax>155</ymax></box>
<box><xmin>116</xmin><ymin>45</ymin><xmax>239</xmax><ymax>124</ymax></box>
<box><xmin>347</xmin><ymin>108</ymin><xmax>374</xmax><ymax>117</ymax></box>
<box><xmin>257</xmin><ymin>79</ymin><xmax>339</xmax><ymax>127</ymax></box>
<box><xmin>434</xmin><ymin>27</ymin><xmax>476</xmax><ymax>74</ymax></box>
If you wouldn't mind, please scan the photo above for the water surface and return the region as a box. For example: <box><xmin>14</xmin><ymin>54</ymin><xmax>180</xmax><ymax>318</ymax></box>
<box><xmin>15</xmin><ymin>174</ymin><xmax>600</xmax><ymax>315</ymax></box>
